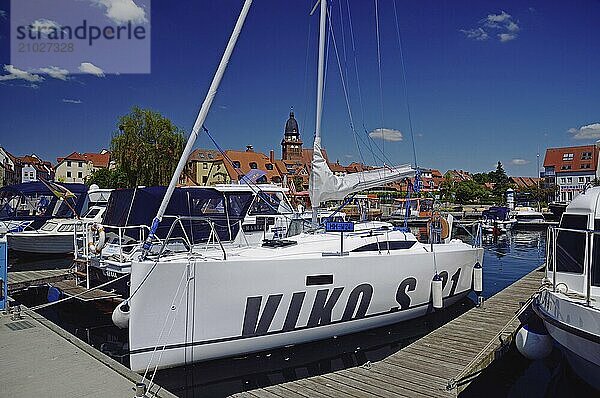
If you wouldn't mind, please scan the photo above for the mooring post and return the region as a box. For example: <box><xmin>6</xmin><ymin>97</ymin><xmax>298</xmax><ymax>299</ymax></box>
<box><xmin>135</xmin><ymin>382</ymin><xmax>146</xmax><ymax>397</ymax></box>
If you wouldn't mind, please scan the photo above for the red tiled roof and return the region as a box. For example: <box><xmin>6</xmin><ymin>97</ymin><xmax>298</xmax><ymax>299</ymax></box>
<box><xmin>510</xmin><ymin>176</ymin><xmax>542</xmax><ymax>188</ymax></box>
<box><xmin>543</xmin><ymin>145</ymin><xmax>598</xmax><ymax>173</ymax></box>
<box><xmin>222</xmin><ymin>150</ymin><xmax>282</xmax><ymax>182</ymax></box>
<box><xmin>57</xmin><ymin>151</ymin><xmax>110</xmax><ymax>168</ymax></box>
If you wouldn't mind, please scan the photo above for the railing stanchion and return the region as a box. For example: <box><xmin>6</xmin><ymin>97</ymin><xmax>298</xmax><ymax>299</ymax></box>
<box><xmin>552</xmin><ymin>227</ymin><xmax>557</xmax><ymax>292</ymax></box>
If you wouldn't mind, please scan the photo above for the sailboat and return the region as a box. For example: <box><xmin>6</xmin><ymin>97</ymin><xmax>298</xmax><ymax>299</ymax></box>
<box><xmin>127</xmin><ymin>0</ymin><xmax>484</xmax><ymax>372</ymax></box>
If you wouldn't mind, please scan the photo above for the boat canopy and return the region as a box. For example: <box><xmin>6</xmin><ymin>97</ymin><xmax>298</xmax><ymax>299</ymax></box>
<box><xmin>0</xmin><ymin>181</ymin><xmax>88</xmax><ymax>224</ymax></box>
<box><xmin>482</xmin><ymin>206</ymin><xmax>511</xmax><ymax>221</ymax></box>
<box><xmin>102</xmin><ymin>186</ymin><xmax>254</xmax><ymax>242</ymax></box>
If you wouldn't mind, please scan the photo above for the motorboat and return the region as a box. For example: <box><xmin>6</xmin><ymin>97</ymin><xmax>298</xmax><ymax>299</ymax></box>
<box><xmin>388</xmin><ymin>197</ymin><xmax>433</xmax><ymax>225</ymax></box>
<box><xmin>533</xmin><ymin>187</ymin><xmax>600</xmax><ymax>390</ymax></box>
<box><xmin>0</xmin><ymin>181</ymin><xmax>88</xmax><ymax>236</ymax></box>
<box><xmin>481</xmin><ymin>206</ymin><xmax>516</xmax><ymax>234</ymax></box>
<box><xmin>513</xmin><ymin>206</ymin><xmax>547</xmax><ymax>229</ymax></box>
<box><xmin>547</xmin><ymin>201</ymin><xmax>568</xmax><ymax>220</ymax></box>
<box><xmin>6</xmin><ymin>205</ymin><xmax>107</xmax><ymax>254</ymax></box>
<box><xmin>125</xmin><ymin>0</ymin><xmax>484</xmax><ymax>373</ymax></box>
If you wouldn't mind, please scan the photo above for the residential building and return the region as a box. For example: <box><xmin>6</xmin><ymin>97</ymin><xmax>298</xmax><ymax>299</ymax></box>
<box><xmin>445</xmin><ymin>169</ymin><xmax>473</xmax><ymax>182</ymax></box>
<box><xmin>509</xmin><ymin>176</ymin><xmax>542</xmax><ymax>190</ymax></box>
<box><xmin>543</xmin><ymin>144</ymin><xmax>600</xmax><ymax>202</ymax></box>
<box><xmin>181</xmin><ymin>148</ymin><xmax>229</xmax><ymax>186</ymax></box>
<box><xmin>0</xmin><ymin>147</ymin><xmax>21</xmax><ymax>186</ymax></box>
<box><xmin>17</xmin><ymin>154</ymin><xmax>54</xmax><ymax>182</ymax></box>
<box><xmin>55</xmin><ymin>150</ymin><xmax>111</xmax><ymax>183</ymax></box>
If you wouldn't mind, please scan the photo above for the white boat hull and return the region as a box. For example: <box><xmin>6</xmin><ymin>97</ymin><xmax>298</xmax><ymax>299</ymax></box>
<box><xmin>7</xmin><ymin>233</ymin><xmax>75</xmax><ymax>254</ymax></box>
<box><xmin>534</xmin><ymin>289</ymin><xmax>600</xmax><ymax>390</ymax></box>
<box><xmin>129</xmin><ymin>239</ymin><xmax>482</xmax><ymax>372</ymax></box>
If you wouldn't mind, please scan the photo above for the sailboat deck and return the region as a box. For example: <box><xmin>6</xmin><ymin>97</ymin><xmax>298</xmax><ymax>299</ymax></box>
<box><xmin>231</xmin><ymin>267</ymin><xmax>543</xmax><ymax>397</ymax></box>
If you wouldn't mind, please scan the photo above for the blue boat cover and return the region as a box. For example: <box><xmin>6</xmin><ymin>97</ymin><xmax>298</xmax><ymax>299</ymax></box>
<box><xmin>102</xmin><ymin>186</ymin><xmax>254</xmax><ymax>243</ymax></box>
<box><xmin>482</xmin><ymin>206</ymin><xmax>511</xmax><ymax>221</ymax></box>
<box><xmin>0</xmin><ymin>182</ymin><xmax>88</xmax><ymax>228</ymax></box>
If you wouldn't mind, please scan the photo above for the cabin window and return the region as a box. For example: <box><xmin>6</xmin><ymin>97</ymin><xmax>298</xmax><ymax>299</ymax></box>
<box><xmin>556</xmin><ymin>214</ymin><xmax>588</xmax><ymax>274</ymax></box>
<box><xmin>592</xmin><ymin>220</ymin><xmax>600</xmax><ymax>287</ymax></box>
<box><xmin>353</xmin><ymin>241</ymin><xmax>416</xmax><ymax>252</ymax></box>
<box><xmin>58</xmin><ymin>224</ymin><xmax>76</xmax><ymax>232</ymax></box>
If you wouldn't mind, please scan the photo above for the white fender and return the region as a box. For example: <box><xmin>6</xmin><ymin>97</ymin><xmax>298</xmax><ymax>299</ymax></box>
<box><xmin>432</xmin><ymin>274</ymin><xmax>443</xmax><ymax>309</ymax></box>
<box><xmin>112</xmin><ymin>301</ymin><xmax>130</xmax><ymax>329</ymax></box>
<box><xmin>473</xmin><ymin>262</ymin><xmax>483</xmax><ymax>293</ymax></box>
<box><xmin>516</xmin><ymin>320</ymin><xmax>552</xmax><ymax>360</ymax></box>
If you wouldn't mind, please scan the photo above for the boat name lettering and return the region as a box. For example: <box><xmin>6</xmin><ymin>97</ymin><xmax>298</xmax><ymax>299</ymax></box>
<box><xmin>241</xmin><ymin>278</ymin><xmax>424</xmax><ymax>336</ymax></box>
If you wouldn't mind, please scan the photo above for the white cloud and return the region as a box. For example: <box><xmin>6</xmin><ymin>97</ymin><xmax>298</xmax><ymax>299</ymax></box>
<box><xmin>498</xmin><ymin>33</ymin><xmax>518</xmax><ymax>42</ymax></box>
<box><xmin>460</xmin><ymin>28</ymin><xmax>488</xmax><ymax>41</ymax></box>
<box><xmin>511</xmin><ymin>158</ymin><xmax>530</xmax><ymax>166</ymax></box>
<box><xmin>93</xmin><ymin>0</ymin><xmax>147</xmax><ymax>24</ymax></box>
<box><xmin>30</xmin><ymin>19</ymin><xmax>61</xmax><ymax>37</ymax></box>
<box><xmin>368</xmin><ymin>128</ymin><xmax>403</xmax><ymax>142</ymax></box>
<box><xmin>78</xmin><ymin>62</ymin><xmax>105</xmax><ymax>77</ymax></box>
<box><xmin>0</xmin><ymin>65</ymin><xmax>44</xmax><ymax>82</ymax></box>
<box><xmin>463</xmin><ymin>10</ymin><xmax>519</xmax><ymax>43</ymax></box>
<box><xmin>62</xmin><ymin>99</ymin><xmax>82</xmax><ymax>104</ymax></box>
<box><xmin>38</xmin><ymin>66</ymin><xmax>69</xmax><ymax>81</ymax></box>
<box><xmin>569</xmin><ymin>123</ymin><xmax>600</xmax><ymax>140</ymax></box>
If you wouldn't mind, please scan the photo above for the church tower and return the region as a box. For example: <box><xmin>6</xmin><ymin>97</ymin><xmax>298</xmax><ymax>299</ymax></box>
<box><xmin>281</xmin><ymin>108</ymin><xmax>303</xmax><ymax>161</ymax></box>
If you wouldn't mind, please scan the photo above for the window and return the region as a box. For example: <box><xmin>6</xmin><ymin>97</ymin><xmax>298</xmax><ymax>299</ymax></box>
<box><xmin>560</xmin><ymin>177</ymin><xmax>566</xmax><ymax>184</ymax></box>
<box><xmin>208</xmin><ymin>153</ymin><xmax>214</xmax><ymax>159</ymax></box>
<box><xmin>567</xmin><ymin>177</ymin><xmax>572</xmax><ymax>183</ymax></box>
<box><xmin>77</xmin><ymin>172</ymin><xmax>82</xmax><ymax>178</ymax></box>
<box><xmin>579</xmin><ymin>177</ymin><xmax>585</xmax><ymax>183</ymax></box>
<box><xmin>562</xmin><ymin>153</ymin><xmax>574</xmax><ymax>161</ymax></box>
<box><xmin>561</xmin><ymin>165</ymin><xmax>572</xmax><ymax>170</ymax></box>
<box><xmin>232</xmin><ymin>161</ymin><xmax>240</xmax><ymax>169</ymax></box>
<box><xmin>200</xmin><ymin>153</ymin><xmax>205</xmax><ymax>158</ymax></box>
<box><xmin>586</xmin><ymin>177</ymin><xmax>591</xmax><ymax>182</ymax></box>
<box><xmin>202</xmin><ymin>176</ymin><xmax>208</xmax><ymax>184</ymax></box>
<box><xmin>203</xmin><ymin>162</ymin><xmax>208</xmax><ymax>170</ymax></box>
<box><xmin>249</xmin><ymin>162</ymin><xmax>258</xmax><ymax>169</ymax></box>
<box><xmin>555</xmin><ymin>214</ymin><xmax>588</xmax><ymax>274</ymax></box>
<box><xmin>582</xmin><ymin>152</ymin><xmax>592</xmax><ymax>160</ymax></box>
<box><xmin>266</xmin><ymin>163</ymin><xmax>274</xmax><ymax>170</ymax></box>
<box><xmin>67</xmin><ymin>161</ymin><xmax>71</xmax><ymax>167</ymax></box>
<box><xmin>67</xmin><ymin>171</ymin><xmax>72</xmax><ymax>178</ymax></box>
<box><xmin>581</xmin><ymin>163</ymin><xmax>591</xmax><ymax>169</ymax></box>
<box><xmin>78</xmin><ymin>162</ymin><xmax>83</xmax><ymax>168</ymax></box>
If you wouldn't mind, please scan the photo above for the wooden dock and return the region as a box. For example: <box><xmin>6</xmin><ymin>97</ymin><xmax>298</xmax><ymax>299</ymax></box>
<box><xmin>8</xmin><ymin>269</ymin><xmax>73</xmax><ymax>292</ymax></box>
<box><xmin>0</xmin><ymin>306</ymin><xmax>176</xmax><ymax>397</ymax></box>
<box><xmin>232</xmin><ymin>268</ymin><xmax>543</xmax><ymax>398</ymax></box>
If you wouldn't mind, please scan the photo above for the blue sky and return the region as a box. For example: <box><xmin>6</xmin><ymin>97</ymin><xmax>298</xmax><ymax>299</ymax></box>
<box><xmin>1</xmin><ymin>0</ymin><xmax>599</xmax><ymax>177</ymax></box>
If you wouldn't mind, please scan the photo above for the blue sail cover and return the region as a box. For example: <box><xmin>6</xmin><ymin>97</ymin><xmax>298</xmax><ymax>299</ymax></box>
<box><xmin>102</xmin><ymin>186</ymin><xmax>254</xmax><ymax>243</ymax></box>
<box><xmin>0</xmin><ymin>182</ymin><xmax>88</xmax><ymax>228</ymax></box>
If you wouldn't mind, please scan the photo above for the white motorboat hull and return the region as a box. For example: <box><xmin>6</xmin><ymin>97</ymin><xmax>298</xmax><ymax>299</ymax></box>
<box><xmin>7</xmin><ymin>232</ymin><xmax>75</xmax><ymax>254</ymax></box>
<box><xmin>534</xmin><ymin>289</ymin><xmax>600</xmax><ymax>390</ymax></box>
<box><xmin>128</xmin><ymin>238</ymin><xmax>483</xmax><ymax>372</ymax></box>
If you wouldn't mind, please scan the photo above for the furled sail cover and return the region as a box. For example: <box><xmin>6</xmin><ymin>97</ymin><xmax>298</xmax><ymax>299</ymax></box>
<box><xmin>309</xmin><ymin>137</ymin><xmax>415</xmax><ymax>206</ymax></box>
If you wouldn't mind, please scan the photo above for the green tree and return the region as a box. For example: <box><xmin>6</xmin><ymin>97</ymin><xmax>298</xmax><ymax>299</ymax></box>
<box><xmin>455</xmin><ymin>180</ymin><xmax>489</xmax><ymax>204</ymax></box>
<box><xmin>111</xmin><ymin>107</ymin><xmax>186</xmax><ymax>187</ymax></box>
<box><xmin>87</xmin><ymin>167</ymin><xmax>129</xmax><ymax>189</ymax></box>
<box><xmin>472</xmin><ymin>172</ymin><xmax>490</xmax><ymax>185</ymax></box>
<box><xmin>439</xmin><ymin>173</ymin><xmax>455</xmax><ymax>202</ymax></box>
<box><xmin>490</xmin><ymin>161</ymin><xmax>511</xmax><ymax>203</ymax></box>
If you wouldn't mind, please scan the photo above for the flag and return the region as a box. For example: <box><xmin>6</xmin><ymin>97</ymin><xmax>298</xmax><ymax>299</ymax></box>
<box><xmin>39</xmin><ymin>177</ymin><xmax>76</xmax><ymax>199</ymax></box>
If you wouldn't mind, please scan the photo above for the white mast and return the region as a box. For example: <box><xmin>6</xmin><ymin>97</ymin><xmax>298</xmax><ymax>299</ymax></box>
<box><xmin>311</xmin><ymin>0</ymin><xmax>327</xmax><ymax>226</ymax></box>
<box><xmin>142</xmin><ymin>0</ymin><xmax>253</xmax><ymax>255</ymax></box>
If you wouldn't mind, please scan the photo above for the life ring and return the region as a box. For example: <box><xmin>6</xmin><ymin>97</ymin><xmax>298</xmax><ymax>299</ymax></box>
<box><xmin>427</xmin><ymin>213</ymin><xmax>450</xmax><ymax>240</ymax></box>
<box><xmin>88</xmin><ymin>223</ymin><xmax>106</xmax><ymax>254</ymax></box>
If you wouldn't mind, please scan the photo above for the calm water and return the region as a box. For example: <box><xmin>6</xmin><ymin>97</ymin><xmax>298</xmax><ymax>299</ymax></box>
<box><xmin>9</xmin><ymin>228</ymin><xmax>597</xmax><ymax>397</ymax></box>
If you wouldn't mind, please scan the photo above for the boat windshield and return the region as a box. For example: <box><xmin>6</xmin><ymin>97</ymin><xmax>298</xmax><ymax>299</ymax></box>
<box><xmin>248</xmin><ymin>192</ymin><xmax>293</xmax><ymax>216</ymax></box>
<box><xmin>40</xmin><ymin>221</ymin><xmax>58</xmax><ymax>231</ymax></box>
<box><xmin>83</xmin><ymin>208</ymin><xmax>102</xmax><ymax>219</ymax></box>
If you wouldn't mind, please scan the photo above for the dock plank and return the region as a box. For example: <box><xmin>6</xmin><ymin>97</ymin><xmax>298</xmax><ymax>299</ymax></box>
<box><xmin>8</xmin><ymin>269</ymin><xmax>73</xmax><ymax>292</ymax></box>
<box><xmin>236</xmin><ymin>268</ymin><xmax>542</xmax><ymax>398</ymax></box>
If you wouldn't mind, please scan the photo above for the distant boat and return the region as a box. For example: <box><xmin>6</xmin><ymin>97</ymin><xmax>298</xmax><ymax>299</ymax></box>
<box><xmin>513</xmin><ymin>206</ymin><xmax>547</xmax><ymax>229</ymax></box>
<box><xmin>547</xmin><ymin>201</ymin><xmax>568</xmax><ymax>220</ymax></box>
<box><xmin>0</xmin><ymin>181</ymin><xmax>88</xmax><ymax>235</ymax></box>
<box><xmin>388</xmin><ymin>197</ymin><xmax>433</xmax><ymax>224</ymax></box>
<box><xmin>6</xmin><ymin>204</ymin><xmax>107</xmax><ymax>255</ymax></box>
<box><xmin>534</xmin><ymin>188</ymin><xmax>600</xmax><ymax>390</ymax></box>
<box><xmin>481</xmin><ymin>206</ymin><xmax>516</xmax><ymax>234</ymax></box>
